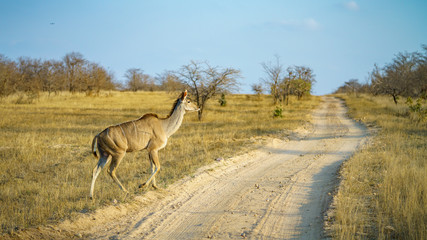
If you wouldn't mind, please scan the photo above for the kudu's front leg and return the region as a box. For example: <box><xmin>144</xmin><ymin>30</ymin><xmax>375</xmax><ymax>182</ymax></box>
<box><xmin>139</xmin><ymin>149</ymin><xmax>160</xmax><ymax>189</ymax></box>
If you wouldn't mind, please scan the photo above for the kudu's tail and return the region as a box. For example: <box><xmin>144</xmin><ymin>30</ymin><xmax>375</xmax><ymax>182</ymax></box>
<box><xmin>91</xmin><ymin>134</ymin><xmax>99</xmax><ymax>158</ymax></box>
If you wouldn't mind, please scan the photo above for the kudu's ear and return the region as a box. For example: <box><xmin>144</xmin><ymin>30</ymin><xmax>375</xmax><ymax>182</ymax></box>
<box><xmin>181</xmin><ymin>90</ymin><xmax>187</xmax><ymax>100</ymax></box>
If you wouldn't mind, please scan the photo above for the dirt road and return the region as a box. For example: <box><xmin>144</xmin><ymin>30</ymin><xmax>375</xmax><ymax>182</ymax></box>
<box><xmin>57</xmin><ymin>97</ymin><xmax>367</xmax><ymax>239</ymax></box>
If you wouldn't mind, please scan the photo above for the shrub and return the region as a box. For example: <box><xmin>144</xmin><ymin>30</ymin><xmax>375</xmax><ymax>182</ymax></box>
<box><xmin>406</xmin><ymin>97</ymin><xmax>427</xmax><ymax>122</ymax></box>
<box><xmin>273</xmin><ymin>105</ymin><xmax>283</xmax><ymax>118</ymax></box>
<box><xmin>218</xmin><ymin>93</ymin><xmax>227</xmax><ymax>106</ymax></box>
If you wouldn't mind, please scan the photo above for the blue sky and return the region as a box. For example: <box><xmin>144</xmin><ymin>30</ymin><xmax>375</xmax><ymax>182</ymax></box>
<box><xmin>1</xmin><ymin>0</ymin><xmax>426</xmax><ymax>95</ymax></box>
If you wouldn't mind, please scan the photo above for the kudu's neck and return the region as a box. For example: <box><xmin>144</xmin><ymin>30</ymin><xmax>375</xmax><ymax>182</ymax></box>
<box><xmin>162</xmin><ymin>99</ymin><xmax>185</xmax><ymax>137</ymax></box>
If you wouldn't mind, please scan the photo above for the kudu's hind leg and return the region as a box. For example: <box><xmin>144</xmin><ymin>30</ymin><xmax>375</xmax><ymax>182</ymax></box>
<box><xmin>107</xmin><ymin>153</ymin><xmax>129</xmax><ymax>194</ymax></box>
<box><xmin>150</xmin><ymin>160</ymin><xmax>158</xmax><ymax>189</ymax></box>
<box><xmin>139</xmin><ymin>150</ymin><xmax>160</xmax><ymax>189</ymax></box>
<box><xmin>90</xmin><ymin>154</ymin><xmax>110</xmax><ymax>199</ymax></box>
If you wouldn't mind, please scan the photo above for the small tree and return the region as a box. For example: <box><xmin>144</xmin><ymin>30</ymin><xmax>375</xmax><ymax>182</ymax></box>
<box><xmin>42</xmin><ymin>60</ymin><xmax>61</xmax><ymax>95</ymax></box>
<box><xmin>273</xmin><ymin>105</ymin><xmax>283</xmax><ymax>118</ymax></box>
<box><xmin>0</xmin><ymin>54</ymin><xmax>17</xmax><ymax>98</ymax></box>
<box><xmin>290</xmin><ymin>78</ymin><xmax>311</xmax><ymax>100</ymax></box>
<box><xmin>124</xmin><ymin>68</ymin><xmax>144</xmax><ymax>91</ymax></box>
<box><xmin>406</xmin><ymin>97</ymin><xmax>427</xmax><ymax>122</ymax></box>
<box><xmin>251</xmin><ymin>83</ymin><xmax>263</xmax><ymax>96</ymax></box>
<box><xmin>287</xmin><ymin>65</ymin><xmax>315</xmax><ymax>100</ymax></box>
<box><xmin>345</xmin><ymin>79</ymin><xmax>361</xmax><ymax>94</ymax></box>
<box><xmin>261</xmin><ymin>55</ymin><xmax>284</xmax><ymax>104</ymax></box>
<box><xmin>63</xmin><ymin>52</ymin><xmax>86</xmax><ymax>92</ymax></box>
<box><xmin>156</xmin><ymin>71</ymin><xmax>186</xmax><ymax>92</ymax></box>
<box><xmin>86</xmin><ymin>63</ymin><xmax>115</xmax><ymax>95</ymax></box>
<box><xmin>370</xmin><ymin>52</ymin><xmax>422</xmax><ymax>104</ymax></box>
<box><xmin>176</xmin><ymin>61</ymin><xmax>240</xmax><ymax>121</ymax></box>
<box><xmin>218</xmin><ymin>93</ymin><xmax>227</xmax><ymax>106</ymax></box>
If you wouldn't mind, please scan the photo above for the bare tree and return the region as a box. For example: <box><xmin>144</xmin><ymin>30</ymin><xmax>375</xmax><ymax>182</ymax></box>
<box><xmin>176</xmin><ymin>60</ymin><xmax>241</xmax><ymax>121</ymax></box>
<box><xmin>261</xmin><ymin>56</ymin><xmax>316</xmax><ymax>103</ymax></box>
<box><xmin>16</xmin><ymin>57</ymin><xmax>44</xmax><ymax>94</ymax></box>
<box><xmin>251</xmin><ymin>83</ymin><xmax>263</xmax><ymax>96</ymax></box>
<box><xmin>63</xmin><ymin>52</ymin><xmax>86</xmax><ymax>92</ymax></box>
<box><xmin>125</xmin><ymin>68</ymin><xmax>144</xmax><ymax>91</ymax></box>
<box><xmin>141</xmin><ymin>73</ymin><xmax>157</xmax><ymax>91</ymax></box>
<box><xmin>366</xmin><ymin>46</ymin><xmax>427</xmax><ymax>104</ymax></box>
<box><xmin>334</xmin><ymin>79</ymin><xmax>362</xmax><ymax>95</ymax></box>
<box><xmin>47</xmin><ymin>60</ymin><xmax>67</xmax><ymax>93</ymax></box>
<box><xmin>0</xmin><ymin>54</ymin><xmax>17</xmax><ymax>97</ymax></box>
<box><xmin>261</xmin><ymin>55</ymin><xmax>284</xmax><ymax>104</ymax></box>
<box><xmin>86</xmin><ymin>63</ymin><xmax>115</xmax><ymax>95</ymax></box>
<box><xmin>156</xmin><ymin>71</ymin><xmax>186</xmax><ymax>92</ymax></box>
<box><xmin>345</xmin><ymin>79</ymin><xmax>362</xmax><ymax>95</ymax></box>
<box><xmin>415</xmin><ymin>45</ymin><xmax>427</xmax><ymax>97</ymax></box>
<box><xmin>40</xmin><ymin>60</ymin><xmax>54</xmax><ymax>94</ymax></box>
<box><xmin>370</xmin><ymin>53</ymin><xmax>418</xmax><ymax>104</ymax></box>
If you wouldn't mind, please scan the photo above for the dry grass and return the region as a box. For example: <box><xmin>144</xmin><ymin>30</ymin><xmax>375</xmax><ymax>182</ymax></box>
<box><xmin>0</xmin><ymin>91</ymin><xmax>320</xmax><ymax>234</ymax></box>
<box><xmin>331</xmin><ymin>94</ymin><xmax>426</xmax><ymax>239</ymax></box>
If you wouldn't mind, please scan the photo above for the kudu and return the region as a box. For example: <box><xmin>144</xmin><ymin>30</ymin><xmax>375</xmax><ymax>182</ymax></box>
<box><xmin>90</xmin><ymin>90</ymin><xmax>199</xmax><ymax>199</ymax></box>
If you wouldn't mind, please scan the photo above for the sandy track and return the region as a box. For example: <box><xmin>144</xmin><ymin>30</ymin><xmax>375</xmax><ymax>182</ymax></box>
<box><xmin>53</xmin><ymin>97</ymin><xmax>367</xmax><ymax>240</ymax></box>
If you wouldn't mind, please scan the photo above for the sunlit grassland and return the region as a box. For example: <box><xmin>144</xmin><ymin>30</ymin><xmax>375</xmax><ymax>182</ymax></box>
<box><xmin>0</xmin><ymin>91</ymin><xmax>320</xmax><ymax>233</ymax></box>
<box><xmin>332</xmin><ymin>94</ymin><xmax>426</xmax><ymax>240</ymax></box>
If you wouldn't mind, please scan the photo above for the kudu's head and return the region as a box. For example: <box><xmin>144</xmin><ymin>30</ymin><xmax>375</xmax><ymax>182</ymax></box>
<box><xmin>180</xmin><ymin>90</ymin><xmax>199</xmax><ymax>112</ymax></box>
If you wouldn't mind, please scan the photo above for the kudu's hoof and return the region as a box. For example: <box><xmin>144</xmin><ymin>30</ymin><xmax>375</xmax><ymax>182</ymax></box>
<box><xmin>138</xmin><ymin>183</ymin><xmax>146</xmax><ymax>189</ymax></box>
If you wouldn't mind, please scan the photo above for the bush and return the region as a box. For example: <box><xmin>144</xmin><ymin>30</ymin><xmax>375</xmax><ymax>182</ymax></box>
<box><xmin>273</xmin><ymin>105</ymin><xmax>283</xmax><ymax>118</ymax></box>
<box><xmin>406</xmin><ymin>97</ymin><xmax>427</xmax><ymax>122</ymax></box>
<box><xmin>218</xmin><ymin>93</ymin><xmax>227</xmax><ymax>106</ymax></box>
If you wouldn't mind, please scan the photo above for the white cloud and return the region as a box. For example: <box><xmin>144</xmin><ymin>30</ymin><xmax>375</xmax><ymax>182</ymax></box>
<box><xmin>345</xmin><ymin>1</ymin><xmax>359</xmax><ymax>11</ymax></box>
<box><xmin>279</xmin><ymin>19</ymin><xmax>298</xmax><ymax>27</ymax></box>
<box><xmin>278</xmin><ymin>18</ymin><xmax>321</xmax><ymax>31</ymax></box>
<box><xmin>304</xmin><ymin>18</ymin><xmax>321</xmax><ymax>30</ymax></box>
